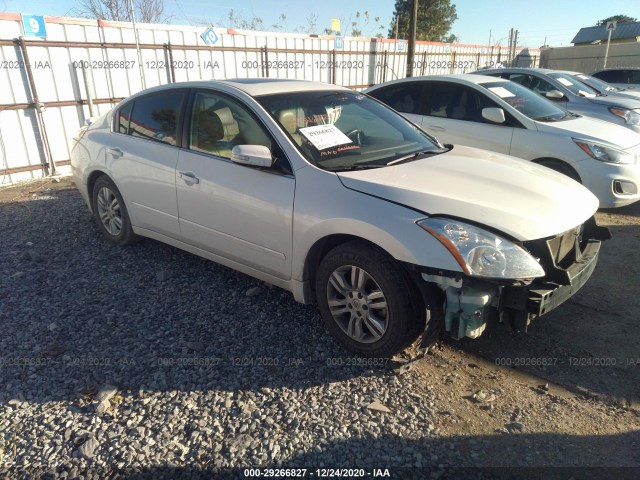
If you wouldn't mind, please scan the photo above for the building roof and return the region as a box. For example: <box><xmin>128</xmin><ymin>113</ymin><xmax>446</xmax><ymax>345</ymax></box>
<box><xmin>572</xmin><ymin>21</ymin><xmax>640</xmax><ymax>44</ymax></box>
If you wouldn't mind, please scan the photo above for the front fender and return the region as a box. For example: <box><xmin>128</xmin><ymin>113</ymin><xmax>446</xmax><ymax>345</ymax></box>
<box><xmin>291</xmin><ymin>167</ymin><xmax>463</xmax><ymax>284</ymax></box>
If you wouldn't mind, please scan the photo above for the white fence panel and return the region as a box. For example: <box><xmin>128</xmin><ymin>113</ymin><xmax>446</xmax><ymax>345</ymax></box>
<box><xmin>0</xmin><ymin>13</ymin><xmax>539</xmax><ymax>183</ymax></box>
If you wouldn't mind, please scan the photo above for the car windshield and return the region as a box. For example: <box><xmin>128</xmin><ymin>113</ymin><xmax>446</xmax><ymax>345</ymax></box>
<box><xmin>547</xmin><ymin>72</ymin><xmax>598</xmax><ymax>97</ymax></box>
<box><xmin>572</xmin><ymin>73</ymin><xmax>618</xmax><ymax>93</ymax></box>
<box><xmin>256</xmin><ymin>90</ymin><xmax>447</xmax><ymax>171</ymax></box>
<box><xmin>480</xmin><ymin>81</ymin><xmax>571</xmax><ymax>122</ymax></box>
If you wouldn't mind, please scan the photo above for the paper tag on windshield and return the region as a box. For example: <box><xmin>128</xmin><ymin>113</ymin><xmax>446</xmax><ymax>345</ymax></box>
<box><xmin>488</xmin><ymin>86</ymin><xmax>515</xmax><ymax>98</ymax></box>
<box><xmin>557</xmin><ymin>78</ymin><xmax>573</xmax><ymax>86</ymax></box>
<box><xmin>299</xmin><ymin>124</ymin><xmax>352</xmax><ymax>150</ymax></box>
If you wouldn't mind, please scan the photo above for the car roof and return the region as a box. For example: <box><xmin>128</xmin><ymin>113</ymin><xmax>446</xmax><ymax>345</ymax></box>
<box><xmin>475</xmin><ymin>67</ymin><xmax>555</xmax><ymax>75</ymax></box>
<box><xmin>121</xmin><ymin>79</ymin><xmax>348</xmax><ymax>101</ymax></box>
<box><xmin>592</xmin><ymin>67</ymin><xmax>640</xmax><ymax>73</ymax></box>
<box><xmin>366</xmin><ymin>73</ymin><xmax>510</xmax><ymax>90</ymax></box>
<box><xmin>554</xmin><ymin>70</ymin><xmax>582</xmax><ymax>75</ymax></box>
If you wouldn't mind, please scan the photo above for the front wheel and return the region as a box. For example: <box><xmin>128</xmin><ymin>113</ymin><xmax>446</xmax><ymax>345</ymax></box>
<box><xmin>315</xmin><ymin>242</ymin><xmax>423</xmax><ymax>357</ymax></box>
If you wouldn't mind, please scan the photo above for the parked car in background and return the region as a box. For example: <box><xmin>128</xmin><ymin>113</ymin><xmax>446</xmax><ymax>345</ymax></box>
<box><xmin>556</xmin><ymin>70</ymin><xmax>640</xmax><ymax>100</ymax></box>
<box><xmin>365</xmin><ymin>74</ymin><xmax>640</xmax><ymax>208</ymax></box>
<box><xmin>591</xmin><ymin>68</ymin><xmax>640</xmax><ymax>90</ymax></box>
<box><xmin>475</xmin><ymin>67</ymin><xmax>640</xmax><ymax>133</ymax></box>
<box><xmin>72</xmin><ymin>79</ymin><xmax>609</xmax><ymax>357</ymax></box>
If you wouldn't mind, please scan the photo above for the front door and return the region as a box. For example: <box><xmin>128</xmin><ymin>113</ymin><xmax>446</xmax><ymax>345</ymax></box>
<box><xmin>176</xmin><ymin>90</ymin><xmax>295</xmax><ymax>279</ymax></box>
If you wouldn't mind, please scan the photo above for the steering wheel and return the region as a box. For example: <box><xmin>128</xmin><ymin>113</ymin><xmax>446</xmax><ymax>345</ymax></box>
<box><xmin>345</xmin><ymin>129</ymin><xmax>364</xmax><ymax>146</ymax></box>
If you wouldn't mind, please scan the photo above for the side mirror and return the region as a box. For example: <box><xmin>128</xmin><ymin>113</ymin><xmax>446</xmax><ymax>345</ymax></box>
<box><xmin>545</xmin><ymin>90</ymin><xmax>565</xmax><ymax>100</ymax></box>
<box><xmin>231</xmin><ymin>145</ymin><xmax>274</xmax><ymax>168</ymax></box>
<box><xmin>481</xmin><ymin>107</ymin><xmax>506</xmax><ymax>124</ymax></box>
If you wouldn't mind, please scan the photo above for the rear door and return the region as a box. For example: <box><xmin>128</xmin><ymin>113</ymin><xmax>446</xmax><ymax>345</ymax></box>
<box><xmin>109</xmin><ymin>90</ymin><xmax>187</xmax><ymax>239</ymax></box>
<box><xmin>366</xmin><ymin>81</ymin><xmax>426</xmax><ymax>125</ymax></box>
<box><xmin>175</xmin><ymin>90</ymin><xmax>295</xmax><ymax>279</ymax></box>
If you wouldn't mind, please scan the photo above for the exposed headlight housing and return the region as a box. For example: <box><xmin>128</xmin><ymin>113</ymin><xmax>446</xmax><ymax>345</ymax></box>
<box><xmin>573</xmin><ymin>138</ymin><xmax>635</xmax><ymax>165</ymax></box>
<box><xmin>609</xmin><ymin>107</ymin><xmax>640</xmax><ymax>126</ymax></box>
<box><xmin>417</xmin><ymin>218</ymin><xmax>545</xmax><ymax>279</ymax></box>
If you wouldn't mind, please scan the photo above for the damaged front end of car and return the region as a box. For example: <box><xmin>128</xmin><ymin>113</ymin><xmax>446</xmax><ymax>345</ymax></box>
<box><xmin>411</xmin><ymin>216</ymin><xmax>611</xmax><ymax>347</ymax></box>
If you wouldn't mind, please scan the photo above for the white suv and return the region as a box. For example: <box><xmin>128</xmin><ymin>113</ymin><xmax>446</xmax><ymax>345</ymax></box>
<box><xmin>71</xmin><ymin>79</ymin><xmax>610</xmax><ymax>357</ymax></box>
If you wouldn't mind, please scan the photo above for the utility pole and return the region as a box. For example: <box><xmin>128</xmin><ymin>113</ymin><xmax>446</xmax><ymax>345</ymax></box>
<box><xmin>406</xmin><ymin>0</ymin><xmax>418</xmax><ymax>77</ymax></box>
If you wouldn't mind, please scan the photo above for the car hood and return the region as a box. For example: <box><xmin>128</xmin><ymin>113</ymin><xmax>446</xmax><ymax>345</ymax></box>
<box><xmin>535</xmin><ymin>115</ymin><xmax>640</xmax><ymax>150</ymax></box>
<box><xmin>588</xmin><ymin>94</ymin><xmax>640</xmax><ymax>111</ymax></box>
<box><xmin>337</xmin><ymin>146</ymin><xmax>598</xmax><ymax>241</ymax></box>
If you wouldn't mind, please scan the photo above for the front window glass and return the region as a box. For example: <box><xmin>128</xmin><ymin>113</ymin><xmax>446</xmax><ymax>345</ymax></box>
<box><xmin>128</xmin><ymin>92</ymin><xmax>185</xmax><ymax>145</ymax></box>
<box><xmin>480</xmin><ymin>81</ymin><xmax>569</xmax><ymax>122</ymax></box>
<box><xmin>188</xmin><ymin>91</ymin><xmax>273</xmax><ymax>159</ymax></box>
<box><xmin>548</xmin><ymin>72</ymin><xmax>598</xmax><ymax>97</ymax></box>
<box><xmin>257</xmin><ymin>91</ymin><xmax>446</xmax><ymax>171</ymax></box>
<box><xmin>573</xmin><ymin>73</ymin><xmax>617</xmax><ymax>92</ymax></box>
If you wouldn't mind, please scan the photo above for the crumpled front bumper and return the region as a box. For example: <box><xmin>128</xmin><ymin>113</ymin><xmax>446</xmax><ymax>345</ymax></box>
<box><xmin>418</xmin><ymin>216</ymin><xmax>611</xmax><ymax>342</ymax></box>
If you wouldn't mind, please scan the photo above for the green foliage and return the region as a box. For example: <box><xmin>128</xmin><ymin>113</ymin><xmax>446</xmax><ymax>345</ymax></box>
<box><xmin>595</xmin><ymin>14</ymin><xmax>637</xmax><ymax>26</ymax></box>
<box><xmin>388</xmin><ymin>0</ymin><xmax>458</xmax><ymax>42</ymax></box>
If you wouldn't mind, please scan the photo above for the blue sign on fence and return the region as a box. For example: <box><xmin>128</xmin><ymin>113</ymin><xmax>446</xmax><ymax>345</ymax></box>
<box><xmin>397</xmin><ymin>38</ymin><xmax>405</xmax><ymax>51</ymax></box>
<box><xmin>201</xmin><ymin>27</ymin><xmax>219</xmax><ymax>46</ymax></box>
<box><xmin>22</xmin><ymin>14</ymin><xmax>47</xmax><ymax>38</ymax></box>
<box><xmin>335</xmin><ymin>35</ymin><xmax>343</xmax><ymax>50</ymax></box>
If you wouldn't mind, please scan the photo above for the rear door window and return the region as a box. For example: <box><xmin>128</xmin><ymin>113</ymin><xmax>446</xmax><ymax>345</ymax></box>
<box><xmin>127</xmin><ymin>91</ymin><xmax>186</xmax><ymax>146</ymax></box>
<box><xmin>367</xmin><ymin>82</ymin><xmax>426</xmax><ymax>114</ymax></box>
<box><xmin>593</xmin><ymin>70</ymin><xmax>623</xmax><ymax>83</ymax></box>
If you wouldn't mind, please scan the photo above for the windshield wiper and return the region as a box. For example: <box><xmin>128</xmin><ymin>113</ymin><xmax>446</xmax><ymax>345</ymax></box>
<box><xmin>329</xmin><ymin>164</ymin><xmax>385</xmax><ymax>172</ymax></box>
<box><xmin>386</xmin><ymin>149</ymin><xmax>444</xmax><ymax>166</ymax></box>
<box><xmin>535</xmin><ymin>112</ymin><xmax>573</xmax><ymax>122</ymax></box>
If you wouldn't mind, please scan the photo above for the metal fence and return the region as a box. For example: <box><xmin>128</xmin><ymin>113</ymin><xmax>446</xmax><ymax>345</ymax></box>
<box><xmin>0</xmin><ymin>13</ymin><xmax>539</xmax><ymax>184</ymax></box>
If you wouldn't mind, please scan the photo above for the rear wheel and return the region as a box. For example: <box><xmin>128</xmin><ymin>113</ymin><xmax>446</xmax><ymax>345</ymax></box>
<box><xmin>92</xmin><ymin>176</ymin><xmax>139</xmax><ymax>246</ymax></box>
<box><xmin>315</xmin><ymin>241</ymin><xmax>423</xmax><ymax>357</ymax></box>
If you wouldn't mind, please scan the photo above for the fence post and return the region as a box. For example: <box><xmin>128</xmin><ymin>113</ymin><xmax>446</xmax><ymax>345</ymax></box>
<box><xmin>331</xmin><ymin>49</ymin><xmax>337</xmax><ymax>84</ymax></box>
<box><xmin>261</xmin><ymin>46</ymin><xmax>270</xmax><ymax>78</ymax></box>
<box><xmin>164</xmin><ymin>43</ymin><xmax>176</xmax><ymax>83</ymax></box>
<box><xmin>15</xmin><ymin>37</ymin><xmax>55</xmax><ymax>176</ymax></box>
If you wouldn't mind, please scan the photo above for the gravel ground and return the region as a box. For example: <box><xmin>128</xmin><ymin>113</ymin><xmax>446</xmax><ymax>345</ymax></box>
<box><xmin>1</xmin><ymin>177</ymin><xmax>638</xmax><ymax>480</ymax></box>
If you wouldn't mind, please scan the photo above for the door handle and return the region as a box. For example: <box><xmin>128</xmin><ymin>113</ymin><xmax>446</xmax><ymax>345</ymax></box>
<box><xmin>107</xmin><ymin>147</ymin><xmax>123</xmax><ymax>158</ymax></box>
<box><xmin>427</xmin><ymin>125</ymin><xmax>446</xmax><ymax>132</ymax></box>
<box><xmin>179</xmin><ymin>171</ymin><xmax>200</xmax><ymax>184</ymax></box>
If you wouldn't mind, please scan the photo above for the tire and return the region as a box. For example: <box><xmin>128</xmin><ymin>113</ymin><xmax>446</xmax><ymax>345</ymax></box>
<box><xmin>538</xmin><ymin>160</ymin><xmax>581</xmax><ymax>183</ymax></box>
<box><xmin>315</xmin><ymin>241</ymin><xmax>423</xmax><ymax>358</ymax></box>
<box><xmin>91</xmin><ymin>176</ymin><xmax>139</xmax><ymax>246</ymax></box>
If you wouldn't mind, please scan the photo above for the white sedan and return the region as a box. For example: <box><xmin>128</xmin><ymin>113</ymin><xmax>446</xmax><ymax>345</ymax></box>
<box><xmin>71</xmin><ymin>79</ymin><xmax>609</xmax><ymax>357</ymax></box>
<box><xmin>366</xmin><ymin>74</ymin><xmax>640</xmax><ymax>208</ymax></box>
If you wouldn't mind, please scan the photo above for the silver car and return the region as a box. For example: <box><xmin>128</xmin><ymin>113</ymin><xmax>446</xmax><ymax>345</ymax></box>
<box><xmin>71</xmin><ymin>79</ymin><xmax>608</xmax><ymax>357</ymax></box>
<box><xmin>476</xmin><ymin>67</ymin><xmax>640</xmax><ymax>133</ymax></box>
<box><xmin>559</xmin><ymin>70</ymin><xmax>640</xmax><ymax>101</ymax></box>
